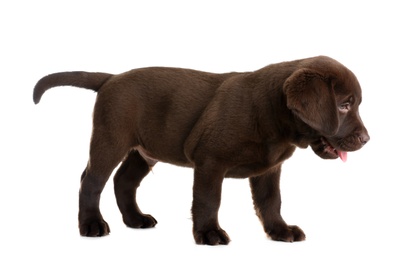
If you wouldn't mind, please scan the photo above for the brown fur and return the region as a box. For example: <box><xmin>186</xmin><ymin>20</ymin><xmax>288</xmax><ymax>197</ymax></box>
<box><xmin>33</xmin><ymin>56</ymin><xmax>369</xmax><ymax>245</ymax></box>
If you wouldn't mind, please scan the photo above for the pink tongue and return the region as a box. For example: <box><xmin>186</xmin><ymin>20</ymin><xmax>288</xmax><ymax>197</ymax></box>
<box><xmin>338</xmin><ymin>151</ymin><xmax>348</xmax><ymax>162</ymax></box>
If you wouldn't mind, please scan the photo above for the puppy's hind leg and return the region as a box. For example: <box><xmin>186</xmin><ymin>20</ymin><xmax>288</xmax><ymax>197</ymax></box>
<box><xmin>113</xmin><ymin>150</ymin><xmax>158</xmax><ymax>228</ymax></box>
<box><xmin>78</xmin><ymin>130</ymin><xmax>130</xmax><ymax>237</ymax></box>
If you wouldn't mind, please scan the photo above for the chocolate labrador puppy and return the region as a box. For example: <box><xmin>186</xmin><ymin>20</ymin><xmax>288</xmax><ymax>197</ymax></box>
<box><xmin>33</xmin><ymin>56</ymin><xmax>369</xmax><ymax>245</ymax></box>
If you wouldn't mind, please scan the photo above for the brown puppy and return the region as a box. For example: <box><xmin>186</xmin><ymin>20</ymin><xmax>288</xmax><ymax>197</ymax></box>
<box><xmin>33</xmin><ymin>56</ymin><xmax>369</xmax><ymax>245</ymax></box>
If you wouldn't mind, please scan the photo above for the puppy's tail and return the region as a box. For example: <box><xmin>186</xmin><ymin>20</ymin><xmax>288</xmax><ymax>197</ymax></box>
<box><xmin>33</xmin><ymin>71</ymin><xmax>113</xmax><ymax>104</ymax></box>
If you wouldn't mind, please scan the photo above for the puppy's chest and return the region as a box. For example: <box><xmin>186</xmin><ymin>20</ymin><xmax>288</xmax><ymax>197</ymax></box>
<box><xmin>226</xmin><ymin>143</ymin><xmax>295</xmax><ymax>178</ymax></box>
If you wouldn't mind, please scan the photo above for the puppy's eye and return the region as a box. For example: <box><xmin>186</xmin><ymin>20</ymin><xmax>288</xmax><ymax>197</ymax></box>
<box><xmin>338</xmin><ymin>102</ymin><xmax>350</xmax><ymax>113</ymax></box>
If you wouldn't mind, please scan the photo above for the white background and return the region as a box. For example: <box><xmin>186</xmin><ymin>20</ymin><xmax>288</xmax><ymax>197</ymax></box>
<box><xmin>1</xmin><ymin>0</ymin><xmax>408</xmax><ymax>259</ymax></box>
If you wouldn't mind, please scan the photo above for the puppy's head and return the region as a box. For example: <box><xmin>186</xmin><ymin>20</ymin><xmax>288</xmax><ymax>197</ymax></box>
<box><xmin>284</xmin><ymin>57</ymin><xmax>369</xmax><ymax>161</ymax></box>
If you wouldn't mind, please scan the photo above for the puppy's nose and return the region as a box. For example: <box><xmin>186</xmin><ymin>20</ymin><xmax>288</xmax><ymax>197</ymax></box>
<box><xmin>359</xmin><ymin>132</ymin><xmax>370</xmax><ymax>145</ymax></box>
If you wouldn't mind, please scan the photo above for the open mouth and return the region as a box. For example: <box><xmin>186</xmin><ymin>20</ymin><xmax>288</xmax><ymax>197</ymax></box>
<box><xmin>321</xmin><ymin>137</ymin><xmax>348</xmax><ymax>162</ymax></box>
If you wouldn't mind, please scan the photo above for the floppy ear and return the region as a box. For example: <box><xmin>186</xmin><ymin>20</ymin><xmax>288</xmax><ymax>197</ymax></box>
<box><xmin>283</xmin><ymin>68</ymin><xmax>339</xmax><ymax>136</ymax></box>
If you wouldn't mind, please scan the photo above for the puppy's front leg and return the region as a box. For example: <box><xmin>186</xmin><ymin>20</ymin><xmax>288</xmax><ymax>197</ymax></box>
<box><xmin>249</xmin><ymin>165</ymin><xmax>305</xmax><ymax>242</ymax></box>
<box><xmin>191</xmin><ymin>162</ymin><xmax>230</xmax><ymax>245</ymax></box>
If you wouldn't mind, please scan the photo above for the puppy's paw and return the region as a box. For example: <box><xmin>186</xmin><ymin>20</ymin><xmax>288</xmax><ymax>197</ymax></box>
<box><xmin>194</xmin><ymin>228</ymin><xmax>231</xmax><ymax>245</ymax></box>
<box><xmin>267</xmin><ymin>224</ymin><xmax>305</xmax><ymax>242</ymax></box>
<box><xmin>79</xmin><ymin>218</ymin><xmax>110</xmax><ymax>237</ymax></box>
<box><xmin>124</xmin><ymin>214</ymin><xmax>157</xmax><ymax>229</ymax></box>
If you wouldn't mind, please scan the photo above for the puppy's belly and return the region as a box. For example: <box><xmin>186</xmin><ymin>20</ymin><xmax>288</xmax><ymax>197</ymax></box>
<box><xmin>135</xmin><ymin>146</ymin><xmax>158</xmax><ymax>167</ymax></box>
<box><xmin>135</xmin><ymin>145</ymin><xmax>272</xmax><ymax>178</ymax></box>
<box><xmin>134</xmin><ymin>145</ymin><xmax>194</xmax><ymax>168</ymax></box>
